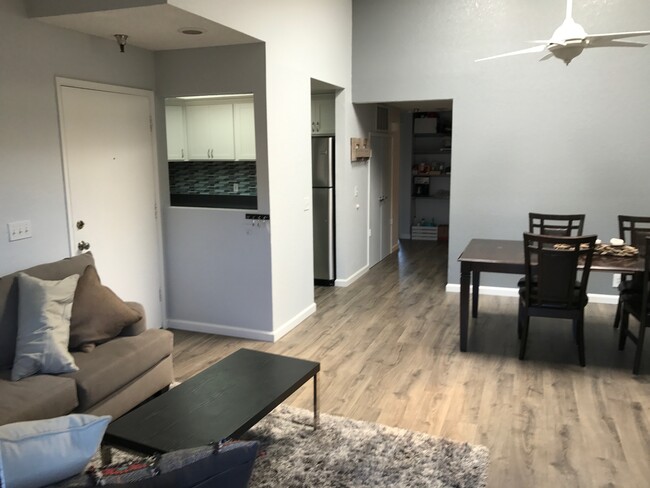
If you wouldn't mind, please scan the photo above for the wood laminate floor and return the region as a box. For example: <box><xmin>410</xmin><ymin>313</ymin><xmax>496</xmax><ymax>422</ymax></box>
<box><xmin>170</xmin><ymin>240</ymin><xmax>650</xmax><ymax>487</ymax></box>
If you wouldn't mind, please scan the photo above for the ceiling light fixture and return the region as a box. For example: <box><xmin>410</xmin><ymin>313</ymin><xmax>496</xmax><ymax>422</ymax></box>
<box><xmin>179</xmin><ymin>28</ymin><xmax>204</xmax><ymax>36</ymax></box>
<box><xmin>114</xmin><ymin>34</ymin><xmax>128</xmax><ymax>53</ymax></box>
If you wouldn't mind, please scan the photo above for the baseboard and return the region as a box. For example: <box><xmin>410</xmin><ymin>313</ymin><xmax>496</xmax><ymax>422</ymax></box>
<box><xmin>272</xmin><ymin>303</ymin><xmax>317</xmax><ymax>341</ymax></box>
<box><xmin>167</xmin><ymin>319</ymin><xmax>275</xmax><ymax>342</ymax></box>
<box><xmin>445</xmin><ymin>284</ymin><xmax>619</xmax><ymax>304</ymax></box>
<box><xmin>335</xmin><ymin>265</ymin><xmax>369</xmax><ymax>287</ymax></box>
<box><xmin>167</xmin><ymin>302</ymin><xmax>317</xmax><ymax>343</ymax></box>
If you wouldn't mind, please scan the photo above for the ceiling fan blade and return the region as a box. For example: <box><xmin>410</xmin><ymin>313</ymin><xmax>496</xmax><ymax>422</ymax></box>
<box><xmin>585</xmin><ymin>30</ymin><xmax>650</xmax><ymax>42</ymax></box>
<box><xmin>539</xmin><ymin>52</ymin><xmax>555</xmax><ymax>61</ymax></box>
<box><xmin>475</xmin><ymin>44</ymin><xmax>547</xmax><ymax>62</ymax></box>
<box><xmin>586</xmin><ymin>39</ymin><xmax>647</xmax><ymax>48</ymax></box>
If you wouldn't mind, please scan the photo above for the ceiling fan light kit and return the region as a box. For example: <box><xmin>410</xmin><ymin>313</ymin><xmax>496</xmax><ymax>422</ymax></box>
<box><xmin>476</xmin><ymin>0</ymin><xmax>650</xmax><ymax>65</ymax></box>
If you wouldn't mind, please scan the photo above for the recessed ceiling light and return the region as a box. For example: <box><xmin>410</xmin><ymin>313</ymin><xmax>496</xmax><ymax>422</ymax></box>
<box><xmin>179</xmin><ymin>28</ymin><xmax>204</xmax><ymax>35</ymax></box>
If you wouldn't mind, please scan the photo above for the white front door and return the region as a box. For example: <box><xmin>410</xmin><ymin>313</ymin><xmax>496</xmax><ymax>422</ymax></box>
<box><xmin>368</xmin><ymin>134</ymin><xmax>392</xmax><ymax>268</ymax></box>
<box><xmin>57</xmin><ymin>80</ymin><xmax>163</xmax><ymax>328</ymax></box>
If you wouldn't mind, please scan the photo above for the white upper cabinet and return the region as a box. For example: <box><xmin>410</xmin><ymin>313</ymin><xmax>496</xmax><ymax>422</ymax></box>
<box><xmin>185</xmin><ymin>103</ymin><xmax>235</xmax><ymax>160</ymax></box>
<box><xmin>233</xmin><ymin>102</ymin><xmax>256</xmax><ymax>160</ymax></box>
<box><xmin>311</xmin><ymin>95</ymin><xmax>335</xmax><ymax>135</ymax></box>
<box><xmin>165</xmin><ymin>105</ymin><xmax>187</xmax><ymax>160</ymax></box>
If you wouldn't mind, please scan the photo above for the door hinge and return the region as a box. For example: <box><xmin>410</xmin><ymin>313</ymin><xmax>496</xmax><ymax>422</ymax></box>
<box><xmin>149</xmin><ymin>116</ymin><xmax>153</xmax><ymax>133</ymax></box>
<box><xmin>154</xmin><ymin>203</ymin><xmax>158</xmax><ymax>220</ymax></box>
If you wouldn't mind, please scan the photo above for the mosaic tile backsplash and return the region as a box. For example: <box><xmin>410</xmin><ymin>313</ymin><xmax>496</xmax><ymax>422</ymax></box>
<box><xmin>169</xmin><ymin>160</ymin><xmax>257</xmax><ymax>197</ymax></box>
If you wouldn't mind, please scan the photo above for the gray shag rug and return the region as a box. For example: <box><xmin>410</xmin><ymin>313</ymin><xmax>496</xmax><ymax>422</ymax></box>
<box><xmin>96</xmin><ymin>405</ymin><xmax>488</xmax><ymax>487</ymax></box>
<box><xmin>240</xmin><ymin>405</ymin><xmax>489</xmax><ymax>488</ymax></box>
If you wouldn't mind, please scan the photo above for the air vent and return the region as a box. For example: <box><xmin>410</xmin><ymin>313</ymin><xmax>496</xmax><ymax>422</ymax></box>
<box><xmin>376</xmin><ymin>106</ymin><xmax>389</xmax><ymax>132</ymax></box>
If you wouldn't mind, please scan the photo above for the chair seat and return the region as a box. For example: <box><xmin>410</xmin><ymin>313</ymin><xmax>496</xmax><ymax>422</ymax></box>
<box><xmin>618</xmin><ymin>275</ymin><xmax>643</xmax><ymax>294</ymax></box>
<box><xmin>518</xmin><ymin>285</ymin><xmax>588</xmax><ymax>308</ymax></box>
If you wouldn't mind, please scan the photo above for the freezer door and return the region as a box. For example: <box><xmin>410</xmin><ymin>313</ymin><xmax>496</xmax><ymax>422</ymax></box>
<box><xmin>312</xmin><ymin>187</ymin><xmax>334</xmax><ymax>281</ymax></box>
<box><xmin>312</xmin><ymin>137</ymin><xmax>333</xmax><ymax>187</ymax></box>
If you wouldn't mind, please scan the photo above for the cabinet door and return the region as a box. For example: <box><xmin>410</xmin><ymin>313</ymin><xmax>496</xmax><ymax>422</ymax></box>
<box><xmin>233</xmin><ymin>102</ymin><xmax>256</xmax><ymax>160</ymax></box>
<box><xmin>311</xmin><ymin>99</ymin><xmax>319</xmax><ymax>134</ymax></box>
<box><xmin>316</xmin><ymin>97</ymin><xmax>335</xmax><ymax>135</ymax></box>
<box><xmin>185</xmin><ymin>104</ymin><xmax>235</xmax><ymax>160</ymax></box>
<box><xmin>210</xmin><ymin>104</ymin><xmax>235</xmax><ymax>160</ymax></box>
<box><xmin>185</xmin><ymin>105</ymin><xmax>217</xmax><ymax>160</ymax></box>
<box><xmin>165</xmin><ymin>105</ymin><xmax>187</xmax><ymax>160</ymax></box>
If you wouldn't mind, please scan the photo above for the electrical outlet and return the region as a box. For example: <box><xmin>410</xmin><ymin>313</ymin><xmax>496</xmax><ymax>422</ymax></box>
<box><xmin>612</xmin><ymin>273</ymin><xmax>621</xmax><ymax>288</ymax></box>
<box><xmin>8</xmin><ymin>220</ymin><xmax>32</xmax><ymax>242</ymax></box>
<box><xmin>233</xmin><ymin>183</ymin><xmax>239</xmax><ymax>193</ymax></box>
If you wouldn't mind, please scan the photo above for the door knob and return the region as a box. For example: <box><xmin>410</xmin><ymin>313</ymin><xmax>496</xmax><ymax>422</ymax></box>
<box><xmin>76</xmin><ymin>220</ymin><xmax>85</xmax><ymax>230</ymax></box>
<box><xmin>77</xmin><ymin>241</ymin><xmax>90</xmax><ymax>251</ymax></box>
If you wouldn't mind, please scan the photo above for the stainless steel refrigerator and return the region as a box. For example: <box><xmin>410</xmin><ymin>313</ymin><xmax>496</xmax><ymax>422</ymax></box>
<box><xmin>312</xmin><ymin>136</ymin><xmax>335</xmax><ymax>286</ymax></box>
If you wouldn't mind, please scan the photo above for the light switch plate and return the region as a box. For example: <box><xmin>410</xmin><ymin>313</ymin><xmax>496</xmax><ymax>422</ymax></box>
<box><xmin>8</xmin><ymin>220</ymin><xmax>32</xmax><ymax>241</ymax></box>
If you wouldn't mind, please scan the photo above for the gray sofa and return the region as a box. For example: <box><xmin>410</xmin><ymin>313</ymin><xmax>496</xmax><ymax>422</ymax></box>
<box><xmin>0</xmin><ymin>253</ymin><xmax>174</xmax><ymax>426</ymax></box>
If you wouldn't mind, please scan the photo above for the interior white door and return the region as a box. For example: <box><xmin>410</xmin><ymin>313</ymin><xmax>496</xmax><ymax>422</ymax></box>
<box><xmin>58</xmin><ymin>83</ymin><xmax>163</xmax><ymax>328</ymax></box>
<box><xmin>368</xmin><ymin>134</ymin><xmax>392</xmax><ymax>268</ymax></box>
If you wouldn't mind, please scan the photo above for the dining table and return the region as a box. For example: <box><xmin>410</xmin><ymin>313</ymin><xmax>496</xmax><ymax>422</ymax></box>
<box><xmin>457</xmin><ymin>238</ymin><xmax>645</xmax><ymax>352</ymax></box>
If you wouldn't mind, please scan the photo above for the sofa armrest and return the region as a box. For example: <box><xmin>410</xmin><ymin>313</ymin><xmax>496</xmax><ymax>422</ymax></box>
<box><xmin>120</xmin><ymin>302</ymin><xmax>147</xmax><ymax>336</ymax></box>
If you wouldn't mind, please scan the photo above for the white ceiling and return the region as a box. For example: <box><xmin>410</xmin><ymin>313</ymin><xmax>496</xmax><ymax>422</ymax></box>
<box><xmin>33</xmin><ymin>3</ymin><xmax>260</xmax><ymax>51</ymax></box>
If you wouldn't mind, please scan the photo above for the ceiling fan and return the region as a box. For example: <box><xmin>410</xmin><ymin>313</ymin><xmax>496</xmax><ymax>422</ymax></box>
<box><xmin>476</xmin><ymin>0</ymin><xmax>650</xmax><ymax>65</ymax></box>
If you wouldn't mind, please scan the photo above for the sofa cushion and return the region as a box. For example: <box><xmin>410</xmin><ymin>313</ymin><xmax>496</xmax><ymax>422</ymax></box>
<box><xmin>0</xmin><ymin>253</ymin><xmax>95</xmax><ymax>370</ymax></box>
<box><xmin>12</xmin><ymin>273</ymin><xmax>80</xmax><ymax>381</ymax></box>
<box><xmin>69</xmin><ymin>265</ymin><xmax>142</xmax><ymax>351</ymax></box>
<box><xmin>0</xmin><ymin>414</ymin><xmax>110</xmax><ymax>488</ymax></box>
<box><xmin>66</xmin><ymin>329</ymin><xmax>174</xmax><ymax>411</ymax></box>
<box><xmin>0</xmin><ymin>370</ymin><xmax>78</xmax><ymax>426</ymax></box>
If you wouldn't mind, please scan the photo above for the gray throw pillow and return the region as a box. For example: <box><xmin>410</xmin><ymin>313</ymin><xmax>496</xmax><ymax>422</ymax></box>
<box><xmin>11</xmin><ymin>273</ymin><xmax>80</xmax><ymax>381</ymax></box>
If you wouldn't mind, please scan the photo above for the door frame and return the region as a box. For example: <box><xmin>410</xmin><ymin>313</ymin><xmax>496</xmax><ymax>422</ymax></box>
<box><xmin>367</xmin><ymin>131</ymin><xmax>393</xmax><ymax>267</ymax></box>
<box><xmin>55</xmin><ymin>77</ymin><xmax>166</xmax><ymax>325</ymax></box>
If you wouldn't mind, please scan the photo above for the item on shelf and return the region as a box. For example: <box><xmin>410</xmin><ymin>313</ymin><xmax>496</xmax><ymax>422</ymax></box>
<box><xmin>414</xmin><ymin>115</ymin><xmax>438</xmax><ymax>134</ymax></box>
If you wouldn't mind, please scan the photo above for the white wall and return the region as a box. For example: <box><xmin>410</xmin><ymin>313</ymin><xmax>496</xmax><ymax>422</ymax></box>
<box><xmin>155</xmin><ymin>44</ymin><xmax>274</xmax><ymax>338</ymax></box>
<box><xmin>0</xmin><ymin>0</ymin><xmax>156</xmax><ymax>275</ymax></box>
<box><xmin>171</xmin><ymin>0</ymin><xmax>366</xmax><ymax>328</ymax></box>
<box><xmin>352</xmin><ymin>0</ymin><xmax>650</xmax><ymax>294</ymax></box>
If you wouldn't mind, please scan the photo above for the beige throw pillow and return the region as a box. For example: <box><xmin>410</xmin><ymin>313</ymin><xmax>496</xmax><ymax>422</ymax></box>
<box><xmin>11</xmin><ymin>273</ymin><xmax>80</xmax><ymax>381</ymax></box>
<box><xmin>69</xmin><ymin>265</ymin><xmax>142</xmax><ymax>350</ymax></box>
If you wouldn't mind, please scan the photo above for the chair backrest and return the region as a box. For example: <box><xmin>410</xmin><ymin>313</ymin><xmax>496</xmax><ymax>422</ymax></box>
<box><xmin>522</xmin><ymin>233</ymin><xmax>597</xmax><ymax>308</ymax></box>
<box><xmin>529</xmin><ymin>213</ymin><xmax>585</xmax><ymax>237</ymax></box>
<box><xmin>618</xmin><ymin>215</ymin><xmax>650</xmax><ymax>257</ymax></box>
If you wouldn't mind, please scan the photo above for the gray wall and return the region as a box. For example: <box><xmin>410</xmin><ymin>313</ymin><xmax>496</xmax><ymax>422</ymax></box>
<box><xmin>0</xmin><ymin>0</ymin><xmax>156</xmax><ymax>276</ymax></box>
<box><xmin>352</xmin><ymin>0</ymin><xmax>650</xmax><ymax>294</ymax></box>
<box><xmin>155</xmin><ymin>44</ymin><xmax>273</xmax><ymax>336</ymax></box>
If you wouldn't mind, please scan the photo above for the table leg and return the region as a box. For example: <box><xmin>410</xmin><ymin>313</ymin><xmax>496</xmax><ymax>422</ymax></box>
<box><xmin>472</xmin><ymin>270</ymin><xmax>480</xmax><ymax>318</ymax></box>
<box><xmin>100</xmin><ymin>445</ymin><xmax>113</xmax><ymax>465</ymax></box>
<box><xmin>313</xmin><ymin>372</ymin><xmax>320</xmax><ymax>430</ymax></box>
<box><xmin>460</xmin><ymin>262</ymin><xmax>470</xmax><ymax>352</ymax></box>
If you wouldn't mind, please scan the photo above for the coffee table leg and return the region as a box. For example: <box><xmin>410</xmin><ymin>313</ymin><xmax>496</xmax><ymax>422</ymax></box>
<box><xmin>313</xmin><ymin>372</ymin><xmax>320</xmax><ymax>430</ymax></box>
<box><xmin>100</xmin><ymin>444</ymin><xmax>113</xmax><ymax>465</ymax></box>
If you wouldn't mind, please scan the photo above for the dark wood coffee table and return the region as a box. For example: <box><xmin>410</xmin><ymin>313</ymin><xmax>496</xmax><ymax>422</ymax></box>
<box><xmin>103</xmin><ymin>348</ymin><xmax>320</xmax><ymax>455</ymax></box>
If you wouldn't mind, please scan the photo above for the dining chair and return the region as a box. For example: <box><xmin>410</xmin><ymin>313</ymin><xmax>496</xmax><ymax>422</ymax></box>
<box><xmin>528</xmin><ymin>212</ymin><xmax>586</xmax><ymax>236</ymax></box>
<box><xmin>618</xmin><ymin>236</ymin><xmax>650</xmax><ymax>374</ymax></box>
<box><xmin>612</xmin><ymin>215</ymin><xmax>650</xmax><ymax>329</ymax></box>
<box><xmin>518</xmin><ymin>233</ymin><xmax>597</xmax><ymax>366</ymax></box>
<box><xmin>518</xmin><ymin>212</ymin><xmax>587</xmax><ymax>288</ymax></box>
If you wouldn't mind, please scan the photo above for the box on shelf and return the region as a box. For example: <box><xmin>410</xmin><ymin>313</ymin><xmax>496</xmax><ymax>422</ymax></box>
<box><xmin>414</xmin><ymin>117</ymin><xmax>438</xmax><ymax>134</ymax></box>
<box><xmin>411</xmin><ymin>225</ymin><xmax>438</xmax><ymax>241</ymax></box>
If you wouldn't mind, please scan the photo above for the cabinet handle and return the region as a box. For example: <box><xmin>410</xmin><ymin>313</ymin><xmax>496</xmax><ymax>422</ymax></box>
<box><xmin>208</xmin><ymin>149</ymin><xmax>211</xmax><ymax>158</ymax></box>
<box><xmin>181</xmin><ymin>148</ymin><xmax>184</xmax><ymax>158</ymax></box>
<box><xmin>312</xmin><ymin>122</ymin><xmax>315</xmax><ymax>132</ymax></box>
<box><xmin>316</xmin><ymin>121</ymin><xmax>320</xmax><ymax>132</ymax></box>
